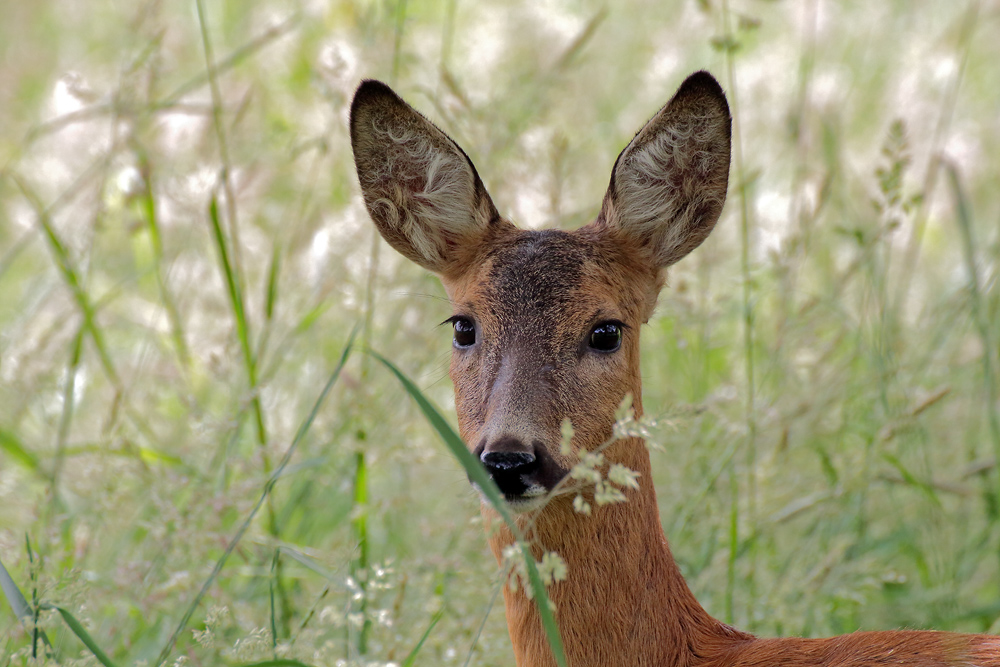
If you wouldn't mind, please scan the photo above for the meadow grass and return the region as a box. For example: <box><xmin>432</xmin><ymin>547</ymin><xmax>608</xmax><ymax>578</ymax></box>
<box><xmin>2</xmin><ymin>1</ymin><xmax>999</xmax><ymax>665</ymax></box>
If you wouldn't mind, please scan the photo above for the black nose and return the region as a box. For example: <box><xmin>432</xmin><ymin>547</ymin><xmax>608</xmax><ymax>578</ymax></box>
<box><xmin>481</xmin><ymin>451</ymin><xmax>536</xmax><ymax>473</ymax></box>
<box><xmin>477</xmin><ymin>440</ymin><xmax>538</xmax><ymax>498</ymax></box>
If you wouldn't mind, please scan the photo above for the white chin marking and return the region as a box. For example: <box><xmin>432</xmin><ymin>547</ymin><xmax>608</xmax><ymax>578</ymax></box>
<box><xmin>474</xmin><ymin>484</ymin><xmax>549</xmax><ymax>514</ymax></box>
<box><xmin>521</xmin><ymin>483</ymin><xmax>547</xmax><ymax>498</ymax></box>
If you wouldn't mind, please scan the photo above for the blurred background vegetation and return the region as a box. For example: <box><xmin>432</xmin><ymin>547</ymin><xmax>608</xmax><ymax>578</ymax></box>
<box><xmin>1</xmin><ymin>0</ymin><xmax>999</xmax><ymax>665</ymax></box>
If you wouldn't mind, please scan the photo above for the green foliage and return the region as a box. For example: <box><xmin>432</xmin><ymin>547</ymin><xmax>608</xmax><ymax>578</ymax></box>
<box><xmin>2</xmin><ymin>0</ymin><xmax>1000</xmax><ymax>665</ymax></box>
<box><xmin>41</xmin><ymin>604</ymin><xmax>118</xmax><ymax>667</ymax></box>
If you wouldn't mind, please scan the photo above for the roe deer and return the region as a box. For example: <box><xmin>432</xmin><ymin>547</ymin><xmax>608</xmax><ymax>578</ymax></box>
<box><xmin>349</xmin><ymin>71</ymin><xmax>1000</xmax><ymax>666</ymax></box>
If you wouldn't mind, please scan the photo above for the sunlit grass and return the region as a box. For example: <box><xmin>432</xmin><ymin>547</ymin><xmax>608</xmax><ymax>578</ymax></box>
<box><xmin>2</xmin><ymin>1</ymin><xmax>1000</xmax><ymax>665</ymax></box>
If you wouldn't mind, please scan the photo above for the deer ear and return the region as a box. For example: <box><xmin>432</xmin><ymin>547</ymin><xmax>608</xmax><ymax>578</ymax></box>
<box><xmin>350</xmin><ymin>80</ymin><xmax>506</xmax><ymax>275</ymax></box>
<box><xmin>597</xmin><ymin>71</ymin><xmax>732</xmax><ymax>268</ymax></box>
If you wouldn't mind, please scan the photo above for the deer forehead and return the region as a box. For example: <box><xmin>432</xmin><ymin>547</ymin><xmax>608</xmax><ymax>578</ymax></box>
<box><xmin>444</xmin><ymin>228</ymin><xmax>658</xmax><ymax>339</ymax></box>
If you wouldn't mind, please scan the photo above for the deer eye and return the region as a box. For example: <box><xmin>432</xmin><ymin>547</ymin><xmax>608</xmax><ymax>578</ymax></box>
<box><xmin>452</xmin><ymin>317</ymin><xmax>477</xmax><ymax>348</ymax></box>
<box><xmin>589</xmin><ymin>322</ymin><xmax>623</xmax><ymax>352</ymax></box>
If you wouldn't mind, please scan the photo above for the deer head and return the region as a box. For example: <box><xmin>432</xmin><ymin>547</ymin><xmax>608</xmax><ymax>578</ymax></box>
<box><xmin>350</xmin><ymin>72</ymin><xmax>731</xmax><ymax>513</ymax></box>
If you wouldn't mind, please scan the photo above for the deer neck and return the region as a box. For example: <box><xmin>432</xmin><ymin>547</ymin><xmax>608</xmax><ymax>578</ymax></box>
<box><xmin>484</xmin><ymin>432</ymin><xmax>744</xmax><ymax>667</ymax></box>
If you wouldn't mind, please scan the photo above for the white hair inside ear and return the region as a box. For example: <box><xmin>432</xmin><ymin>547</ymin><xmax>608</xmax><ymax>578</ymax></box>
<box><xmin>599</xmin><ymin>71</ymin><xmax>732</xmax><ymax>268</ymax></box>
<box><xmin>350</xmin><ymin>80</ymin><xmax>507</xmax><ymax>274</ymax></box>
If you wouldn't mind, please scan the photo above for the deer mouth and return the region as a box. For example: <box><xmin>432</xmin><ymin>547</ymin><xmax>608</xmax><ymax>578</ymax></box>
<box><xmin>471</xmin><ymin>439</ymin><xmax>569</xmax><ymax>511</ymax></box>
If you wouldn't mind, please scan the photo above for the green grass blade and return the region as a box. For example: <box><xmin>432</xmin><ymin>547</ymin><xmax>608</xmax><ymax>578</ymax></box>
<box><xmin>292</xmin><ymin>301</ymin><xmax>329</xmax><ymax>335</ymax></box>
<box><xmin>0</xmin><ymin>428</ymin><xmax>42</xmax><ymax>474</ymax></box>
<box><xmin>208</xmin><ymin>194</ymin><xmax>267</xmax><ymax>448</ymax></box>
<box><xmin>208</xmin><ymin>195</ymin><xmax>249</xmax><ymax>364</ymax></box>
<box><xmin>552</xmin><ymin>8</ymin><xmax>606</xmax><ymax>71</ymax></box>
<box><xmin>57</xmin><ymin>443</ymin><xmax>186</xmax><ymax>468</ymax></box>
<box><xmin>52</xmin><ymin>324</ymin><xmax>84</xmax><ymax>502</ymax></box>
<box><xmin>881</xmin><ymin>453</ymin><xmax>942</xmax><ymax>507</ymax></box>
<box><xmin>265</xmin><ymin>243</ymin><xmax>280</xmax><ymax>321</ymax></box>
<box><xmin>368</xmin><ymin>350</ymin><xmax>568</xmax><ymax>667</ymax></box>
<box><xmin>41</xmin><ymin>603</ymin><xmax>118</xmax><ymax>667</ymax></box>
<box><xmin>153</xmin><ymin>327</ymin><xmax>358</xmax><ymax>667</ymax></box>
<box><xmin>137</xmin><ymin>149</ymin><xmax>190</xmax><ymax>368</ymax></box>
<box><xmin>947</xmin><ymin>162</ymin><xmax>1000</xmax><ymax>501</ymax></box>
<box><xmin>277</xmin><ymin>546</ymin><xmax>336</xmax><ymax>581</ymax></box>
<box><xmin>235</xmin><ymin>660</ymin><xmax>316</xmax><ymax>667</ymax></box>
<box><xmin>351</xmin><ymin>448</ymin><xmax>370</xmax><ymax>654</ymax></box>
<box><xmin>11</xmin><ymin>173</ymin><xmax>120</xmax><ymax>387</ymax></box>
<box><xmin>401</xmin><ymin>610</ymin><xmax>443</xmax><ymax>667</ymax></box>
<box><xmin>0</xmin><ymin>555</ymin><xmax>34</xmax><ymax>623</ymax></box>
<box><xmin>6</xmin><ymin>539</ymin><xmax>56</xmax><ymax>657</ymax></box>
<box><xmin>269</xmin><ymin>549</ymin><xmax>280</xmax><ymax>654</ymax></box>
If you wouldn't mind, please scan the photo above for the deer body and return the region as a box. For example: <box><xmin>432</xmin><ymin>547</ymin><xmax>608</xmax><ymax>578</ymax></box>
<box><xmin>349</xmin><ymin>72</ymin><xmax>1000</xmax><ymax>666</ymax></box>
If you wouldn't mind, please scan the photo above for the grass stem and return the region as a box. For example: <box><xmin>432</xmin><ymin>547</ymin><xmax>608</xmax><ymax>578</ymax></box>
<box><xmin>947</xmin><ymin>162</ymin><xmax>1000</xmax><ymax>517</ymax></box>
<box><xmin>720</xmin><ymin>0</ymin><xmax>757</xmax><ymax>626</ymax></box>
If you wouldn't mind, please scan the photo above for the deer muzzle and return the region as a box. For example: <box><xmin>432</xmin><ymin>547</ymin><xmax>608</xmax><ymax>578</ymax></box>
<box><xmin>472</xmin><ymin>434</ymin><xmax>568</xmax><ymax>510</ymax></box>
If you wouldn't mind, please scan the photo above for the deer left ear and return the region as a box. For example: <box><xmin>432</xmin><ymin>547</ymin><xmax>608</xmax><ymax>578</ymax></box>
<box><xmin>597</xmin><ymin>71</ymin><xmax>732</xmax><ymax>268</ymax></box>
<box><xmin>350</xmin><ymin>80</ymin><xmax>507</xmax><ymax>276</ymax></box>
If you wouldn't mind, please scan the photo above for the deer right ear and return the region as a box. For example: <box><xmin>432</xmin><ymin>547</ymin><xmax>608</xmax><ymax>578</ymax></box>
<box><xmin>350</xmin><ymin>80</ymin><xmax>506</xmax><ymax>275</ymax></box>
<box><xmin>597</xmin><ymin>71</ymin><xmax>732</xmax><ymax>268</ymax></box>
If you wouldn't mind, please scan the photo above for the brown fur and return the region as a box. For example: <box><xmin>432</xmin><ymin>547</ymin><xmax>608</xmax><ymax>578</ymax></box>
<box><xmin>349</xmin><ymin>72</ymin><xmax>1000</xmax><ymax>666</ymax></box>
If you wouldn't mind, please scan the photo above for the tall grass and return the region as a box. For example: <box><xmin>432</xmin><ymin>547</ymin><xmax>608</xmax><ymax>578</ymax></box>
<box><xmin>1</xmin><ymin>1</ymin><xmax>999</xmax><ymax>665</ymax></box>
